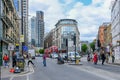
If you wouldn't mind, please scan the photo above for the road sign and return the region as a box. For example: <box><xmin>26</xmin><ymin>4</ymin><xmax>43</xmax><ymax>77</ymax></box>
<box><xmin>8</xmin><ymin>43</ymin><xmax>14</xmax><ymax>50</ymax></box>
<box><xmin>20</xmin><ymin>35</ymin><xmax>24</xmax><ymax>42</ymax></box>
<box><xmin>22</xmin><ymin>46</ymin><xmax>28</xmax><ymax>52</ymax></box>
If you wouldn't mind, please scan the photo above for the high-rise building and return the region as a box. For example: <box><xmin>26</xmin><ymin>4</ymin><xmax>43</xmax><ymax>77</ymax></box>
<box><xmin>111</xmin><ymin>0</ymin><xmax>120</xmax><ymax>60</ymax></box>
<box><xmin>36</xmin><ymin>11</ymin><xmax>44</xmax><ymax>48</ymax></box>
<box><xmin>21</xmin><ymin>0</ymin><xmax>29</xmax><ymax>46</ymax></box>
<box><xmin>31</xmin><ymin>16</ymin><xmax>36</xmax><ymax>46</ymax></box>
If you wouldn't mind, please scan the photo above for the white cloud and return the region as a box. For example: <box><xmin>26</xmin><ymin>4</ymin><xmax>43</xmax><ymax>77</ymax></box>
<box><xmin>29</xmin><ymin>0</ymin><xmax>112</xmax><ymax>41</ymax></box>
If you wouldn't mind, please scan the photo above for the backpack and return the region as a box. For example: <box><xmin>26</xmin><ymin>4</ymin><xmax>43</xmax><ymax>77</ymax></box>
<box><xmin>3</xmin><ymin>55</ymin><xmax>9</xmax><ymax>61</ymax></box>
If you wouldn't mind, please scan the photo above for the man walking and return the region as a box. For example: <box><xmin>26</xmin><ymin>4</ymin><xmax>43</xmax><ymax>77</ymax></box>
<box><xmin>12</xmin><ymin>52</ymin><xmax>17</xmax><ymax>68</ymax></box>
<box><xmin>101</xmin><ymin>51</ymin><xmax>106</xmax><ymax>65</ymax></box>
<box><xmin>43</xmin><ymin>54</ymin><xmax>47</xmax><ymax>67</ymax></box>
<box><xmin>27</xmin><ymin>53</ymin><xmax>35</xmax><ymax>67</ymax></box>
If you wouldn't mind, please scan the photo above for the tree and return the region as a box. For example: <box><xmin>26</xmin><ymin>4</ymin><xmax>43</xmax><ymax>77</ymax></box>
<box><xmin>81</xmin><ymin>44</ymin><xmax>88</xmax><ymax>53</ymax></box>
<box><xmin>39</xmin><ymin>49</ymin><xmax>44</xmax><ymax>54</ymax></box>
<box><xmin>35</xmin><ymin>50</ymin><xmax>39</xmax><ymax>53</ymax></box>
<box><xmin>90</xmin><ymin>42</ymin><xmax>95</xmax><ymax>52</ymax></box>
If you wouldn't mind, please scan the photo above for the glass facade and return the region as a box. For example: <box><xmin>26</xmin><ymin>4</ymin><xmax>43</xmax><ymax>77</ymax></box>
<box><xmin>61</xmin><ymin>26</ymin><xmax>75</xmax><ymax>34</ymax></box>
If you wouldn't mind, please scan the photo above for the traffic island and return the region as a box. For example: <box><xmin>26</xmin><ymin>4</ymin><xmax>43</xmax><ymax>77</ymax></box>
<box><xmin>68</xmin><ymin>60</ymin><xmax>83</xmax><ymax>65</ymax></box>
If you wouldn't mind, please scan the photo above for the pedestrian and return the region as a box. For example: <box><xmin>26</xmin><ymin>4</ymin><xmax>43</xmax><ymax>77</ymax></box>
<box><xmin>12</xmin><ymin>52</ymin><xmax>17</xmax><ymax>68</ymax></box>
<box><xmin>43</xmin><ymin>54</ymin><xmax>47</xmax><ymax>67</ymax></box>
<box><xmin>106</xmin><ymin>53</ymin><xmax>109</xmax><ymax>63</ymax></box>
<box><xmin>87</xmin><ymin>54</ymin><xmax>90</xmax><ymax>62</ymax></box>
<box><xmin>27</xmin><ymin>53</ymin><xmax>35</xmax><ymax>67</ymax></box>
<box><xmin>112</xmin><ymin>50</ymin><xmax>115</xmax><ymax>63</ymax></box>
<box><xmin>101</xmin><ymin>51</ymin><xmax>106</xmax><ymax>65</ymax></box>
<box><xmin>93</xmin><ymin>52</ymin><xmax>98</xmax><ymax>65</ymax></box>
<box><xmin>3</xmin><ymin>54</ymin><xmax>9</xmax><ymax>68</ymax></box>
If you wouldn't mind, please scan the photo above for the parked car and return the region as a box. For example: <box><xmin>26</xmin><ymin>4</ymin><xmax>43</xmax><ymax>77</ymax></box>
<box><xmin>68</xmin><ymin>52</ymin><xmax>81</xmax><ymax>61</ymax></box>
<box><xmin>51</xmin><ymin>53</ymin><xmax>58</xmax><ymax>59</ymax></box>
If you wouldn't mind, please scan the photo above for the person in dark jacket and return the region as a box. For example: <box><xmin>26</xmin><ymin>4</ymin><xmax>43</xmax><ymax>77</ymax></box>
<box><xmin>27</xmin><ymin>53</ymin><xmax>35</xmax><ymax>67</ymax></box>
<box><xmin>12</xmin><ymin>52</ymin><xmax>17</xmax><ymax>68</ymax></box>
<box><xmin>101</xmin><ymin>51</ymin><xmax>106</xmax><ymax>65</ymax></box>
<box><xmin>43</xmin><ymin>54</ymin><xmax>47</xmax><ymax>67</ymax></box>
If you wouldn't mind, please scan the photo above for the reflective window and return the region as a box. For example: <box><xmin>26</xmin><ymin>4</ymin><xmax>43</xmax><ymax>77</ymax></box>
<box><xmin>61</xmin><ymin>26</ymin><xmax>75</xmax><ymax>34</ymax></box>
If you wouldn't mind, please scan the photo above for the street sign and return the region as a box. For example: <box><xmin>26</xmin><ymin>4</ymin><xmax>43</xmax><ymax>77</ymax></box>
<box><xmin>20</xmin><ymin>35</ymin><xmax>24</xmax><ymax>42</ymax></box>
<box><xmin>8</xmin><ymin>43</ymin><xmax>14</xmax><ymax>50</ymax></box>
<box><xmin>22</xmin><ymin>46</ymin><xmax>28</xmax><ymax>52</ymax></box>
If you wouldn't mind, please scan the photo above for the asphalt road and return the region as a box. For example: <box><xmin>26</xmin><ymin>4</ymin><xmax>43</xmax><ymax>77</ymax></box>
<box><xmin>10</xmin><ymin>57</ymin><xmax>120</xmax><ymax>80</ymax></box>
<box><xmin>81</xmin><ymin>56</ymin><xmax>120</xmax><ymax>74</ymax></box>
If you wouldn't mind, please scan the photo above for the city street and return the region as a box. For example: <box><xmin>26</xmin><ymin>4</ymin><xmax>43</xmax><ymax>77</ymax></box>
<box><xmin>5</xmin><ymin>57</ymin><xmax>120</xmax><ymax>80</ymax></box>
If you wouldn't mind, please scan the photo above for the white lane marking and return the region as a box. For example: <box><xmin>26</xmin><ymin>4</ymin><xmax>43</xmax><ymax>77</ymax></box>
<box><xmin>10</xmin><ymin>65</ymin><xmax>34</xmax><ymax>80</ymax></box>
<box><xmin>27</xmin><ymin>74</ymin><xmax>29</xmax><ymax>80</ymax></box>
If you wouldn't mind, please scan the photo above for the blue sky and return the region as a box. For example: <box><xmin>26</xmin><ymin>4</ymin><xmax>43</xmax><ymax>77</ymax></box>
<box><xmin>29</xmin><ymin>0</ymin><xmax>111</xmax><ymax>42</ymax></box>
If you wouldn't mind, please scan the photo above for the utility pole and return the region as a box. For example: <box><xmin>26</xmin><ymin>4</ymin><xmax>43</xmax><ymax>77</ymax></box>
<box><xmin>21</xmin><ymin>0</ymin><xmax>24</xmax><ymax>55</ymax></box>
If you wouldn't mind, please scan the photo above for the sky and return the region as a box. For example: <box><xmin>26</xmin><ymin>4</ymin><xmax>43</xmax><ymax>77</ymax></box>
<box><xmin>29</xmin><ymin>0</ymin><xmax>112</xmax><ymax>42</ymax></box>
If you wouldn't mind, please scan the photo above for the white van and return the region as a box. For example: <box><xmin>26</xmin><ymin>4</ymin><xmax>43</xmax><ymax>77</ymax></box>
<box><xmin>68</xmin><ymin>52</ymin><xmax>81</xmax><ymax>61</ymax></box>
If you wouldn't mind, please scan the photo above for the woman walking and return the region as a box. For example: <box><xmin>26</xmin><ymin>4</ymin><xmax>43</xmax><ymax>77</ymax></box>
<box><xmin>93</xmin><ymin>52</ymin><xmax>98</xmax><ymax>65</ymax></box>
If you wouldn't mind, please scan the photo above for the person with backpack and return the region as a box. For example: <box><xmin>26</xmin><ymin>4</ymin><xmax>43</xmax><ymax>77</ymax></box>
<box><xmin>3</xmin><ymin>54</ymin><xmax>9</xmax><ymax>68</ymax></box>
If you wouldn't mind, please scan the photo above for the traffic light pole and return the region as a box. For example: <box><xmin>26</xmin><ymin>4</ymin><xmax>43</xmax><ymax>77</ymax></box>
<box><xmin>74</xmin><ymin>34</ymin><xmax>76</xmax><ymax>63</ymax></box>
<box><xmin>66</xmin><ymin>38</ymin><xmax>68</xmax><ymax>62</ymax></box>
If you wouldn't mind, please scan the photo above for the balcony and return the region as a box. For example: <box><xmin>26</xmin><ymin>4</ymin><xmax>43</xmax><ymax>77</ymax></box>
<box><xmin>2</xmin><ymin>33</ymin><xmax>13</xmax><ymax>43</ymax></box>
<box><xmin>4</xmin><ymin>0</ymin><xmax>14</xmax><ymax>11</ymax></box>
<box><xmin>1</xmin><ymin>13</ymin><xmax>14</xmax><ymax>28</ymax></box>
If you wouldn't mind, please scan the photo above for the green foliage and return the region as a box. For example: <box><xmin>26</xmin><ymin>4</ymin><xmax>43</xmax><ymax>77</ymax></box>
<box><xmin>39</xmin><ymin>49</ymin><xmax>44</xmax><ymax>54</ymax></box>
<box><xmin>35</xmin><ymin>50</ymin><xmax>39</xmax><ymax>53</ymax></box>
<box><xmin>81</xmin><ymin>44</ymin><xmax>88</xmax><ymax>52</ymax></box>
<box><xmin>90</xmin><ymin>42</ymin><xmax>95</xmax><ymax>52</ymax></box>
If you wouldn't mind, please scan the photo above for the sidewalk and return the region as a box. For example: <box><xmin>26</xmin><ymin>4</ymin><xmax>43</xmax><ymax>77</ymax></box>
<box><xmin>1</xmin><ymin>60</ymin><xmax>30</xmax><ymax>79</ymax></box>
<box><xmin>106</xmin><ymin>56</ymin><xmax>120</xmax><ymax>66</ymax></box>
<box><xmin>82</xmin><ymin>56</ymin><xmax>120</xmax><ymax>66</ymax></box>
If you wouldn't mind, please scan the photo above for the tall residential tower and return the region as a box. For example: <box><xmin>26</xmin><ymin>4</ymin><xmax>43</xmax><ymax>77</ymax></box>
<box><xmin>36</xmin><ymin>11</ymin><xmax>44</xmax><ymax>48</ymax></box>
<box><xmin>31</xmin><ymin>16</ymin><xmax>36</xmax><ymax>46</ymax></box>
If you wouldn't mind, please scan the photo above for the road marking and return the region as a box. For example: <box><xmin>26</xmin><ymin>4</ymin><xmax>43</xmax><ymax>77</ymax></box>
<box><xmin>27</xmin><ymin>74</ymin><xmax>29</xmax><ymax>80</ymax></box>
<box><xmin>10</xmin><ymin>65</ymin><xmax>34</xmax><ymax>80</ymax></box>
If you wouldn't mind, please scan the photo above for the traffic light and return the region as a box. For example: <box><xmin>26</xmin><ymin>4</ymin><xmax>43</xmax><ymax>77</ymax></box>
<box><xmin>73</xmin><ymin>35</ymin><xmax>76</xmax><ymax>45</ymax></box>
<box><xmin>66</xmin><ymin>39</ymin><xmax>68</xmax><ymax>47</ymax></box>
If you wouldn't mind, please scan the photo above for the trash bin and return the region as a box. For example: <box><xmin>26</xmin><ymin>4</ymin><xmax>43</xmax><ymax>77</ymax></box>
<box><xmin>16</xmin><ymin>58</ymin><xmax>25</xmax><ymax>71</ymax></box>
